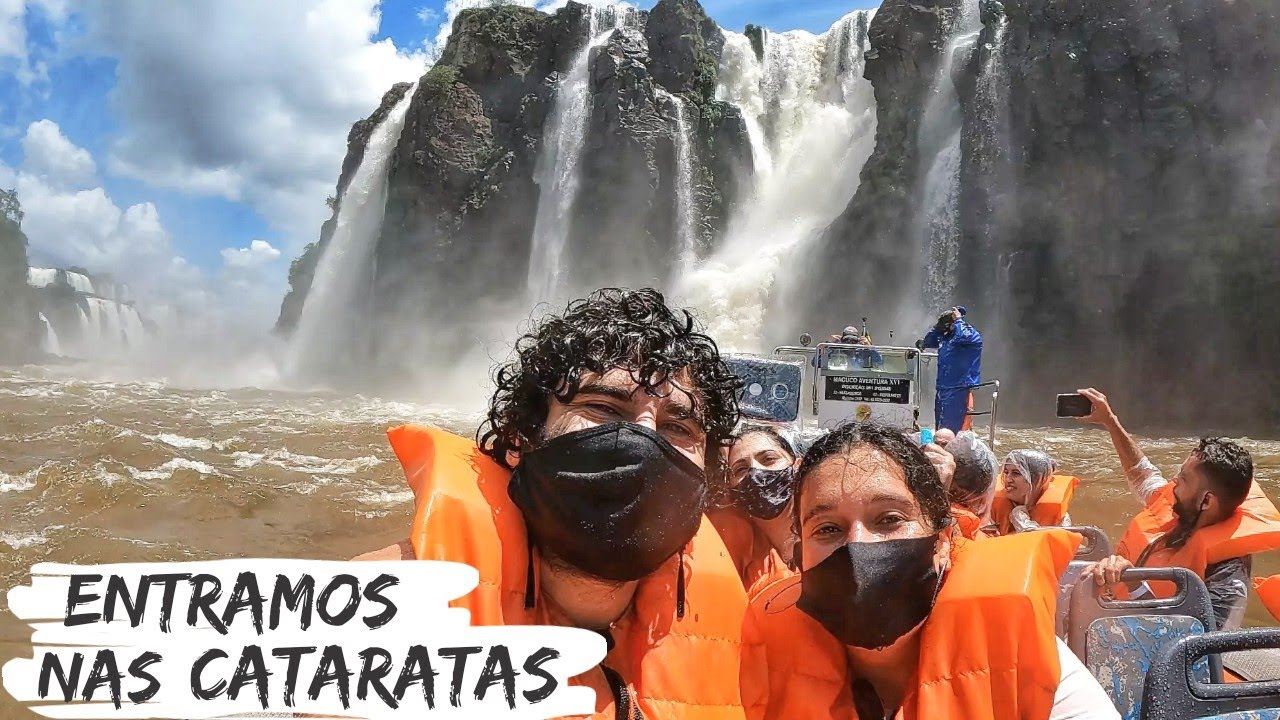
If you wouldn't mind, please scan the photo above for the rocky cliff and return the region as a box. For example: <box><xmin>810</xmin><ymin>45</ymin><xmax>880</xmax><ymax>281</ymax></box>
<box><xmin>0</xmin><ymin>195</ymin><xmax>38</xmax><ymax>364</ymax></box>
<box><xmin>280</xmin><ymin>0</ymin><xmax>1280</xmax><ymax>429</ymax></box>
<box><xmin>952</xmin><ymin>0</ymin><xmax>1280</xmax><ymax>428</ymax></box>
<box><xmin>278</xmin><ymin>0</ymin><xmax>750</xmax><ymax>373</ymax></box>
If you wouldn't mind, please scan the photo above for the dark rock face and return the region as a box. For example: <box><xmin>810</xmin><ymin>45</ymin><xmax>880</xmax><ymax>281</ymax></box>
<box><xmin>799</xmin><ymin>0</ymin><xmax>964</xmax><ymax>333</ymax></box>
<box><xmin>954</xmin><ymin>0</ymin><xmax>1280</xmax><ymax>429</ymax></box>
<box><xmin>644</xmin><ymin>0</ymin><xmax>724</xmax><ymax>100</ymax></box>
<box><xmin>0</xmin><ymin>212</ymin><xmax>38</xmax><ymax>364</ymax></box>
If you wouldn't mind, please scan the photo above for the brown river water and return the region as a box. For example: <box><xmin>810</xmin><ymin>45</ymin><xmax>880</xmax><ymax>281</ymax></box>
<box><xmin>2</xmin><ymin>366</ymin><xmax>1278</xmax><ymax>717</ymax></box>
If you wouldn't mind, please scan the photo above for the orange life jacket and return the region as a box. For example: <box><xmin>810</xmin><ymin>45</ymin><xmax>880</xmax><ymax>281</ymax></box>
<box><xmin>741</xmin><ymin>529</ymin><xmax>1079</xmax><ymax>720</ymax></box>
<box><xmin>950</xmin><ymin>503</ymin><xmax>996</xmax><ymax>540</ymax></box>
<box><xmin>991</xmin><ymin>474</ymin><xmax>1079</xmax><ymax>535</ymax></box>
<box><xmin>708</xmin><ymin>509</ymin><xmax>796</xmax><ymax>598</ymax></box>
<box><xmin>388</xmin><ymin>424</ymin><xmax>749</xmax><ymax>720</ymax></box>
<box><xmin>1253</xmin><ymin>575</ymin><xmax>1280</xmax><ymax>623</ymax></box>
<box><xmin>1119</xmin><ymin>480</ymin><xmax>1280</xmax><ymax>598</ymax></box>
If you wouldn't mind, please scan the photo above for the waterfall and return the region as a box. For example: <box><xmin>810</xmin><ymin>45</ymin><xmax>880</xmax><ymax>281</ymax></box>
<box><xmin>65</xmin><ymin>271</ymin><xmax>93</xmax><ymax>295</ymax></box>
<box><xmin>38</xmin><ymin>313</ymin><xmax>61</xmax><ymax>356</ymax></box>
<box><xmin>287</xmin><ymin>82</ymin><xmax>417</xmax><ymax>383</ymax></box>
<box><xmin>676</xmin><ymin>10</ymin><xmax>878</xmax><ymax>351</ymax></box>
<box><xmin>913</xmin><ymin>7</ymin><xmax>981</xmax><ymax>320</ymax></box>
<box><xmin>657</xmin><ymin>89</ymin><xmax>699</xmax><ymax>264</ymax></box>
<box><xmin>525</xmin><ymin>6</ymin><xmax>635</xmax><ymax>306</ymax></box>
<box><xmin>27</xmin><ymin>268</ymin><xmax>56</xmax><ymax>288</ymax></box>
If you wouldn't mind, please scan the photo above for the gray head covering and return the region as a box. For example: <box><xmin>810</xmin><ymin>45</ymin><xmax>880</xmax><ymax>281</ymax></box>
<box><xmin>947</xmin><ymin>431</ymin><xmax>998</xmax><ymax>514</ymax></box>
<box><xmin>1004</xmin><ymin>449</ymin><xmax>1057</xmax><ymax>497</ymax></box>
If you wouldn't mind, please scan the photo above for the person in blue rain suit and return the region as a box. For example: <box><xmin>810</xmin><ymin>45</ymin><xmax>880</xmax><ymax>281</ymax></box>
<box><xmin>920</xmin><ymin>307</ymin><xmax>983</xmax><ymax>433</ymax></box>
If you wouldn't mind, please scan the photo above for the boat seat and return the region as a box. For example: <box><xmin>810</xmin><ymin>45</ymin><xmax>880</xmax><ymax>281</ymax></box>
<box><xmin>1063</xmin><ymin>525</ymin><xmax>1114</xmax><ymax>562</ymax></box>
<box><xmin>1142</xmin><ymin>629</ymin><xmax>1280</xmax><ymax>719</ymax></box>
<box><xmin>1068</xmin><ymin>567</ymin><xmax>1221</xmax><ymax>720</ymax></box>
<box><xmin>1225</xmin><ymin>649</ymin><xmax>1280</xmax><ymax>683</ymax></box>
<box><xmin>1054</xmin><ymin>528</ymin><xmax>1114</xmax><ymax>637</ymax></box>
<box><xmin>1057</xmin><ymin>560</ymin><xmax>1093</xmax><ymax>638</ymax></box>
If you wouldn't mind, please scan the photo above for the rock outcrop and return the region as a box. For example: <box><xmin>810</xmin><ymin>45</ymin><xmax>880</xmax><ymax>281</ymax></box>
<box><xmin>0</xmin><ymin>197</ymin><xmax>38</xmax><ymax>363</ymax></box>
<box><xmin>954</xmin><ymin>0</ymin><xmax>1280</xmax><ymax>428</ymax></box>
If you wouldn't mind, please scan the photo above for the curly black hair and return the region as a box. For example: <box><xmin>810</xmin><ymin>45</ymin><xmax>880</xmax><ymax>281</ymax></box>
<box><xmin>1193</xmin><ymin>437</ymin><xmax>1254</xmax><ymax>512</ymax></box>
<box><xmin>478</xmin><ymin>288</ymin><xmax>742</xmax><ymax>469</ymax></box>
<box><xmin>793</xmin><ymin>422</ymin><xmax>952</xmax><ymax>532</ymax></box>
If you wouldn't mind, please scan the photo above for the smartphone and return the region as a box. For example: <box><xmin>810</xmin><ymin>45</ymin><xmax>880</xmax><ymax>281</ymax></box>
<box><xmin>1056</xmin><ymin>393</ymin><xmax>1093</xmax><ymax>418</ymax></box>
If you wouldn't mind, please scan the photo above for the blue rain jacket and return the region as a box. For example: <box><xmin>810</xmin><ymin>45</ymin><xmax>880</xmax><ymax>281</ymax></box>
<box><xmin>922</xmin><ymin>317</ymin><xmax>983</xmax><ymax>432</ymax></box>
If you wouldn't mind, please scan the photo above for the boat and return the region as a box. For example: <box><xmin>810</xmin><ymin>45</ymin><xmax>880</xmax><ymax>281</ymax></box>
<box><xmin>724</xmin><ymin>328</ymin><xmax>1002</xmax><ymax>450</ymax></box>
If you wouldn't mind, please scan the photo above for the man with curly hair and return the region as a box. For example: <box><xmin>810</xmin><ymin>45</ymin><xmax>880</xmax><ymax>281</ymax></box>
<box><xmin>356</xmin><ymin>288</ymin><xmax>751</xmax><ymax>719</ymax></box>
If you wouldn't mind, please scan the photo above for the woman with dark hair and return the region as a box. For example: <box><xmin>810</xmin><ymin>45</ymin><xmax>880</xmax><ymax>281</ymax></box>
<box><xmin>711</xmin><ymin>424</ymin><xmax>801</xmax><ymax>595</ymax></box>
<box><xmin>742</xmin><ymin>422</ymin><xmax>1117</xmax><ymax>720</ymax></box>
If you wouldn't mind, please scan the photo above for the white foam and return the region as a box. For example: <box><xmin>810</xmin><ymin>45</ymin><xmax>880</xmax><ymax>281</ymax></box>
<box><xmin>230</xmin><ymin>449</ymin><xmax>381</xmax><ymax>475</ymax></box>
<box><xmin>0</xmin><ymin>465</ymin><xmax>43</xmax><ymax>493</ymax></box>
<box><xmin>152</xmin><ymin>433</ymin><xmax>215</xmax><ymax>451</ymax></box>
<box><xmin>126</xmin><ymin>458</ymin><xmax>223</xmax><ymax>481</ymax></box>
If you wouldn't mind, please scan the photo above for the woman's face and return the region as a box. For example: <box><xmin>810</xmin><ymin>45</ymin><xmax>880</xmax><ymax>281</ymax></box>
<box><xmin>727</xmin><ymin>432</ymin><xmax>794</xmax><ymax>487</ymax></box>
<box><xmin>797</xmin><ymin>444</ymin><xmax>934</xmax><ymax>570</ymax></box>
<box><xmin>1001</xmin><ymin>461</ymin><xmax>1031</xmax><ymax>505</ymax></box>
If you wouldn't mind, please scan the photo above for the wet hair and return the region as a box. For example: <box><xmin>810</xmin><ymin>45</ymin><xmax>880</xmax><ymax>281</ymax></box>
<box><xmin>478</xmin><ymin>288</ymin><xmax>742</xmax><ymax>469</ymax></box>
<box><xmin>736</xmin><ymin>424</ymin><xmax>798</xmax><ymax>460</ymax></box>
<box><xmin>1193</xmin><ymin>438</ymin><xmax>1253</xmax><ymax>512</ymax></box>
<box><xmin>794</xmin><ymin>422</ymin><xmax>952</xmax><ymax>532</ymax></box>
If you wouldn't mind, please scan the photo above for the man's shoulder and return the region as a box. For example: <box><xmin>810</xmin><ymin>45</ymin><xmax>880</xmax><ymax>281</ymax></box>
<box><xmin>351</xmin><ymin>539</ymin><xmax>415</xmax><ymax>561</ymax></box>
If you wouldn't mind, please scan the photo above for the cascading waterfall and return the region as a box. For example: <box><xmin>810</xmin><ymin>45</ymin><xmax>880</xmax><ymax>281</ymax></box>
<box><xmin>525</xmin><ymin>6</ymin><xmax>636</xmax><ymax>306</ymax></box>
<box><xmin>657</xmin><ymin>89</ymin><xmax>699</xmax><ymax>264</ymax></box>
<box><xmin>286</xmin><ymin>82</ymin><xmax>417</xmax><ymax>383</ymax></box>
<box><xmin>913</xmin><ymin>2</ymin><xmax>981</xmax><ymax>319</ymax></box>
<box><xmin>676</xmin><ymin>11</ymin><xmax>878</xmax><ymax>351</ymax></box>
<box><xmin>38</xmin><ymin>313</ymin><xmax>61</xmax><ymax>356</ymax></box>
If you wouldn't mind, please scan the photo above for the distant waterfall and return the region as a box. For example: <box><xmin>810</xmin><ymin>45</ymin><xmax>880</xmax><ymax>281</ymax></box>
<box><xmin>287</xmin><ymin>83</ymin><xmax>417</xmax><ymax>383</ymax></box>
<box><xmin>526</xmin><ymin>6</ymin><xmax>637</xmax><ymax>306</ymax></box>
<box><xmin>27</xmin><ymin>268</ymin><xmax>146</xmax><ymax>357</ymax></box>
<box><xmin>38</xmin><ymin>313</ymin><xmax>61</xmax><ymax>356</ymax></box>
<box><xmin>677</xmin><ymin>11</ymin><xmax>878</xmax><ymax>351</ymax></box>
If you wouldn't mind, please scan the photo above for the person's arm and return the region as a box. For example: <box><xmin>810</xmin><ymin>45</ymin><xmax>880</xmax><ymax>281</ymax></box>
<box><xmin>921</xmin><ymin>327</ymin><xmax>942</xmax><ymax>349</ymax></box>
<box><xmin>1008</xmin><ymin>504</ymin><xmax>1041</xmax><ymax>533</ymax></box>
<box><xmin>1050</xmin><ymin>637</ymin><xmax>1122</xmax><ymax>719</ymax></box>
<box><xmin>1076</xmin><ymin>388</ymin><xmax>1167</xmax><ymax>505</ymax></box>
<box><xmin>1204</xmin><ymin>556</ymin><xmax>1252</xmax><ymax>631</ymax></box>
<box><xmin>948</xmin><ymin>318</ymin><xmax>982</xmax><ymax>347</ymax></box>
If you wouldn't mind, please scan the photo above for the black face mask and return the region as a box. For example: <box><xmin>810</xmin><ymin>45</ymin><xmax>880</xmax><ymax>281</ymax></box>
<box><xmin>729</xmin><ymin>466</ymin><xmax>795</xmax><ymax>520</ymax></box>
<box><xmin>797</xmin><ymin>535</ymin><xmax>942</xmax><ymax>649</ymax></box>
<box><xmin>509</xmin><ymin>422</ymin><xmax>707</xmax><ymax>582</ymax></box>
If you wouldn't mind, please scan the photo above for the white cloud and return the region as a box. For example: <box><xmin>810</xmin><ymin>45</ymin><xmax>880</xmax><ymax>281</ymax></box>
<box><xmin>415</xmin><ymin>5</ymin><xmax>440</xmax><ymax>25</ymax></box>
<box><xmin>0</xmin><ymin>0</ymin><xmax>27</xmax><ymax>60</ymax></box>
<box><xmin>221</xmin><ymin>239</ymin><xmax>282</xmax><ymax>269</ymax></box>
<box><xmin>20</xmin><ymin>119</ymin><xmax>96</xmax><ymax>187</ymax></box>
<box><xmin>78</xmin><ymin>0</ymin><xmax>427</xmax><ymax>256</ymax></box>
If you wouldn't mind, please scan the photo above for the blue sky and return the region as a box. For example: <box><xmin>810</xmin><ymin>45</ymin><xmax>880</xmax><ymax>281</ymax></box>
<box><xmin>0</xmin><ymin>0</ymin><xmax>875</xmax><ymax>324</ymax></box>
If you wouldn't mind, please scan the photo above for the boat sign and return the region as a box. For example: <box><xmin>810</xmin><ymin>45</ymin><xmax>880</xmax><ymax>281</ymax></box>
<box><xmin>824</xmin><ymin>375</ymin><xmax>911</xmax><ymax>404</ymax></box>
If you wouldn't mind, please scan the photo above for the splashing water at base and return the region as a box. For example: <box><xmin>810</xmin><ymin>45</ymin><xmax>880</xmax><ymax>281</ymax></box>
<box><xmin>676</xmin><ymin>11</ymin><xmax>878</xmax><ymax>352</ymax></box>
